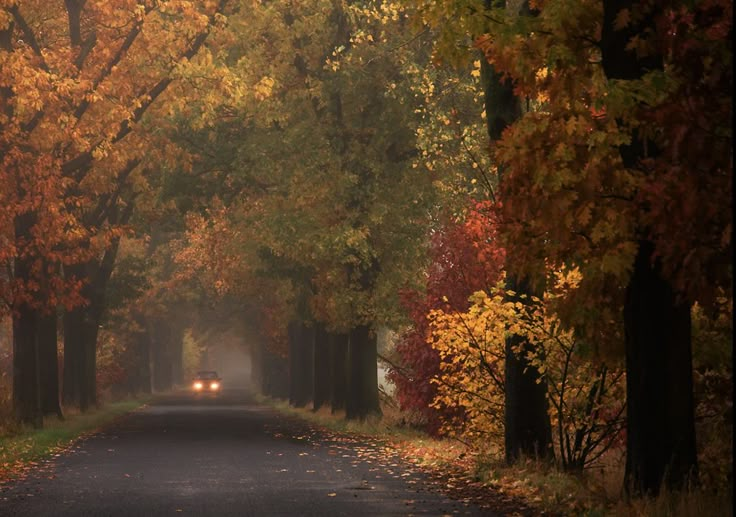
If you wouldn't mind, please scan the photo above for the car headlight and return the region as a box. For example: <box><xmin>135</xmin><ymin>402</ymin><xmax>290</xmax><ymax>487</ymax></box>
<box><xmin>193</xmin><ymin>381</ymin><xmax>203</xmax><ymax>390</ymax></box>
<box><xmin>210</xmin><ymin>382</ymin><xmax>220</xmax><ymax>390</ymax></box>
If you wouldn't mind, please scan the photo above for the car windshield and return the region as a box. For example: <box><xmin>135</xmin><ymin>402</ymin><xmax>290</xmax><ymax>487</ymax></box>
<box><xmin>195</xmin><ymin>371</ymin><xmax>219</xmax><ymax>380</ymax></box>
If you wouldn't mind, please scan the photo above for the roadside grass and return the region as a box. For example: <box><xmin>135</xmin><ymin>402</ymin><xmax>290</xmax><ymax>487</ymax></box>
<box><xmin>0</xmin><ymin>397</ymin><xmax>151</xmax><ymax>484</ymax></box>
<box><xmin>260</xmin><ymin>396</ymin><xmax>733</xmax><ymax>516</ymax></box>
<box><xmin>612</xmin><ymin>488</ymin><xmax>733</xmax><ymax>517</ymax></box>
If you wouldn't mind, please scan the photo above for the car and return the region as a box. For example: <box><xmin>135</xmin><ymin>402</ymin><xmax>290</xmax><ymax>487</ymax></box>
<box><xmin>192</xmin><ymin>370</ymin><xmax>222</xmax><ymax>396</ymax></box>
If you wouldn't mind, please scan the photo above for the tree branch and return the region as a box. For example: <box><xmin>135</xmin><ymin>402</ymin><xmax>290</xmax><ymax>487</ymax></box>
<box><xmin>8</xmin><ymin>6</ymin><xmax>49</xmax><ymax>71</ymax></box>
<box><xmin>62</xmin><ymin>0</ymin><xmax>229</xmax><ymax>179</ymax></box>
<box><xmin>73</xmin><ymin>1</ymin><xmax>155</xmax><ymax>122</ymax></box>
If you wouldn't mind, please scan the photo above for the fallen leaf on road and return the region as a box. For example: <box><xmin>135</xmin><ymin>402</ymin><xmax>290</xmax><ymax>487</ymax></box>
<box><xmin>327</xmin><ymin>493</ymin><xmax>337</xmax><ymax>497</ymax></box>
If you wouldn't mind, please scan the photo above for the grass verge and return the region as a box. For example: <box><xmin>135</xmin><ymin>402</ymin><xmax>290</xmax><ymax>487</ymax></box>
<box><xmin>258</xmin><ymin>396</ymin><xmax>733</xmax><ymax>517</ymax></box>
<box><xmin>0</xmin><ymin>397</ymin><xmax>151</xmax><ymax>484</ymax></box>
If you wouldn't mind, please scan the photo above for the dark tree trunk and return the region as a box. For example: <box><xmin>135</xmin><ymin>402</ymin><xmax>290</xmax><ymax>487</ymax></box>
<box><xmin>151</xmin><ymin>320</ymin><xmax>185</xmax><ymax>389</ymax></box>
<box><xmin>504</xmin><ymin>334</ymin><xmax>553</xmax><ymax>462</ymax></box>
<box><xmin>62</xmin><ymin>201</ymin><xmax>130</xmax><ymax>410</ymax></box>
<box><xmin>38</xmin><ymin>311</ymin><xmax>63</xmax><ymax>418</ymax></box>
<box><xmin>288</xmin><ymin>321</ymin><xmax>314</xmax><ymax>408</ymax></box>
<box><xmin>119</xmin><ymin>315</ymin><xmax>152</xmax><ymax>396</ymax></box>
<box><xmin>262</xmin><ymin>347</ymin><xmax>289</xmax><ymax>399</ymax></box>
<box><xmin>251</xmin><ymin>336</ymin><xmax>263</xmax><ymax>392</ymax></box>
<box><xmin>288</xmin><ymin>322</ymin><xmax>298</xmax><ymax>405</ymax></box>
<box><xmin>84</xmin><ymin>302</ymin><xmax>99</xmax><ymax>408</ymax></box>
<box><xmin>62</xmin><ymin>261</ymin><xmax>101</xmax><ymax>412</ymax></box>
<box><xmin>503</xmin><ymin>275</ymin><xmax>553</xmax><ymax>463</ymax></box>
<box><xmin>12</xmin><ymin>212</ymin><xmax>43</xmax><ymax>427</ymax></box>
<box><xmin>480</xmin><ymin>6</ymin><xmax>552</xmax><ymax>463</ymax></box>
<box><xmin>134</xmin><ymin>326</ymin><xmax>153</xmax><ymax>395</ymax></box>
<box><xmin>170</xmin><ymin>325</ymin><xmax>184</xmax><ymax>387</ymax></box>
<box><xmin>150</xmin><ymin>320</ymin><xmax>175</xmax><ymax>392</ymax></box>
<box><xmin>62</xmin><ymin>300</ymin><xmax>84</xmax><ymax>408</ymax></box>
<box><xmin>601</xmin><ymin>0</ymin><xmax>697</xmax><ymax>495</ymax></box>
<box><xmin>64</xmin><ymin>302</ymin><xmax>99</xmax><ymax>411</ymax></box>
<box><xmin>623</xmin><ymin>242</ymin><xmax>697</xmax><ymax>494</ymax></box>
<box><xmin>328</xmin><ymin>332</ymin><xmax>349</xmax><ymax>413</ymax></box>
<box><xmin>480</xmin><ymin>56</ymin><xmax>521</xmax><ymax>149</ymax></box>
<box><xmin>313</xmin><ymin>324</ymin><xmax>331</xmax><ymax>410</ymax></box>
<box><xmin>12</xmin><ymin>302</ymin><xmax>42</xmax><ymax>428</ymax></box>
<box><xmin>345</xmin><ymin>325</ymin><xmax>381</xmax><ymax>420</ymax></box>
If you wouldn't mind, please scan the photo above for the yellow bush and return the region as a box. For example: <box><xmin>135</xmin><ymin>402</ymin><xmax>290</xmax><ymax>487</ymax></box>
<box><xmin>429</xmin><ymin>270</ymin><xmax>626</xmax><ymax>470</ymax></box>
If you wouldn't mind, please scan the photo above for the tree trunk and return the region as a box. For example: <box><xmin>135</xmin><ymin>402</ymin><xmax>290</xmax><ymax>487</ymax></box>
<box><xmin>12</xmin><ymin>210</ymin><xmax>43</xmax><ymax>427</ymax></box>
<box><xmin>62</xmin><ymin>200</ymin><xmax>130</xmax><ymax>409</ymax></box>
<box><xmin>84</xmin><ymin>302</ymin><xmax>98</xmax><ymax>408</ymax></box>
<box><xmin>119</xmin><ymin>315</ymin><xmax>152</xmax><ymax>396</ymax></box>
<box><xmin>503</xmin><ymin>275</ymin><xmax>553</xmax><ymax>463</ymax></box>
<box><xmin>313</xmin><ymin>324</ymin><xmax>331</xmax><ymax>410</ymax></box>
<box><xmin>251</xmin><ymin>335</ymin><xmax>263</xmax><ymax>393</ymax></box>
<box><xmin>170</xmin><ymin>323</ymin><xmax>185</xmax><ymax>387</ymax></box>
<box><xmin>262</xmin><ymin>346</ymin><xmax>289</xmax><ymax>399</ymax></box>
<box><xmin>62</xmin><ymin>261</ymin><xmax>101</xmax><ymax>412</ymax></box>
<box><xmin>345</xmin><ymin>325</ymin><xmax>381</xmax><ymax>420</ymax></box>
<box><xmin>480</xmin><ymin>5</ymin><xmax>552</xmax><ymax>463</ymax></box>
<box><xmin>12</xmin><ymin>302</ymin><xmax>42</xmax><ymax>428</ymax></box>
<box><xmin>329</xmin><ymin>332</ymin><xmax>349</xmax><ymax>413</ymax></box>
<box><xmin>623</xmin><ymin>241</ymin><xmax>697</xmax><ymax>494</ymax></box>
<box><xmin>504</xmin><ymin>333</ymin><xmax>553</xmax><ymax>462</ymax></box>
<box><xmin>38</xmin><ymin>311</ymin><xmax>63</xmax><ymax>418</ymax></box>
<box><xmin>601</xmin><ymin>0</ymin><xmax>698</xmax><ymax>494</ymax></box>
<box><xmin>288</xmin><ymin>321</ymin><xmax>314</xmax><ymax>408</ymax></box>
<box><xmin>64</xmin><ymin>301</ymin><xmax>99</xmax><ymax>411</ymax></box>
<box><xmin>62</xmin><ymin>304</ymin><xmax>82</xmax><ymax>408</ymax></box>
<box><xmin>135</xmin><ymin>325</ymin><xmax>153</xmax><ymax>395</ymax></box>
<box><xmin>150</xmin><ymin>319</ymin><xmax>174</xmax><ymax>392</ymax></box>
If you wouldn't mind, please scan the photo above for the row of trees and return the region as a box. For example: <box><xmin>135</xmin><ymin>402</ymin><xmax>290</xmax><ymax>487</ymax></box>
<box><xmin>2</xmin><ymin>0</ymin><xmax>730</xmax><ymax>501</ymax></box>
<box><xmin>390</xmin><ymin>0</ymin><xmax>731</xmax><ymax>496</ymax></box>
<box><xmin>1</xmin><ymin>0</ymin><xmax>231</xmax><ymax>423</ymax></box>
<box><xmin>169</xmin><ymin>0</ymin><xmax>439</xmax><ymax>419</ymax></box>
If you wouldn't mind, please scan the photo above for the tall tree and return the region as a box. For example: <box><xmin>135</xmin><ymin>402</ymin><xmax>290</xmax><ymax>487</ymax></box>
<box><xmin>473</xmin><ymin>0</ymin><xmax>730</xmax><ymax>494</ymax></box>
<box><xmin>480</xmin><ymin>0</ymin><xmax>553</xmax><ymax>464</ymax></box>
<box><xmin>1</xmin><ymin>0</ymin><xmax>230</xmax><ymax>420</ymax></box>
<box><xmin>598</xmin><ymin>0</ymin><xmax>730</xmax><ymax>493</ymax></box>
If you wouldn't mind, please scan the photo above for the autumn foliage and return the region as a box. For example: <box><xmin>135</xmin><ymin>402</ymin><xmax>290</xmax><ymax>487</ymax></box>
<box><xmin>390</xmin><ymin>201</ymin><xmax>504</xmax><ymax>434</ymax></box>
<box><xmin>0</xmin><ymin>0</ymin><xmax>730</xmax><ymax>507</ymax></box>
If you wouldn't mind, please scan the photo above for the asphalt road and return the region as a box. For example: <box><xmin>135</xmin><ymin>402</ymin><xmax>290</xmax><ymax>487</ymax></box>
<box><xmin>0</xmin><ymin>390</ymin><xmax>493</xmax><ymax>516</ymax></box>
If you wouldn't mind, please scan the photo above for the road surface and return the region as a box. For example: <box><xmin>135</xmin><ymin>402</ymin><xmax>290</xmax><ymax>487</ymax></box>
<box><xmin>1</xmin><ymin>390</ymin><xmax>493</xmax><ymax>516</ymax></box>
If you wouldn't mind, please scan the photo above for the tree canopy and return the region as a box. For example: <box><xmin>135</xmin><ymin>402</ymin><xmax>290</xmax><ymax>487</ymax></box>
<box><xmin>1</xmin><ymin>0</ymin><xmax>731</xmax><ymax>501</ymax></box>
